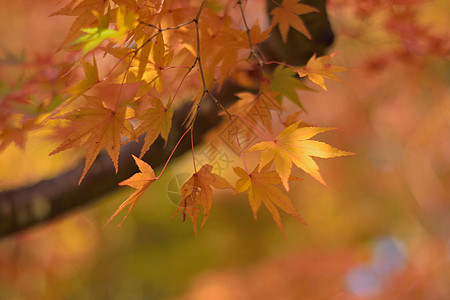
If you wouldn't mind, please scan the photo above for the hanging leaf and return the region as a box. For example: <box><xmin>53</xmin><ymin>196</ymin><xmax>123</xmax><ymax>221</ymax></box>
<box><xmin>104</xmin><ymin>155</ymin><xmax>156</xmax><ymax>227</ymax></box>
<box><xmin>234</xmin><ymin>165</ymin><xmax>306</xmax><ymax>235</ymax></box>
<box><xmin>270</xmin><ymin>65</ymin><xmax>314</xmax><ymax>110</ymax></box>
<box><xmin>296</xmin><ymin>53</ymin><xmax>350</xmax><ymax>91</ymax></box>
<box><xmin>175</xmin><ymin>165</ymin><xmax>232</xmax><ymax>234</ymax></box>
<box><xmin>270</xmin><ymin>0</ymin><xmax>318</xmax><ymax>43</ymax></box>
<box><xmin>50</xmin><ymin>95</ymin><xmax>135</xmax><ymax>184</ymax></box>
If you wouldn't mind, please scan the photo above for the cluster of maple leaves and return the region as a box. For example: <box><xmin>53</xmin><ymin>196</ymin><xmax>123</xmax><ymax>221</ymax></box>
<box><xmin>1</xmin><ymin>0</ymin><xmax>353</xmax><ymax>234</ymax></box>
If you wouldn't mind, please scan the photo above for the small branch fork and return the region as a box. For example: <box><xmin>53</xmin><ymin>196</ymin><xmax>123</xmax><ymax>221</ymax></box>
<box><xmin>79</xmin><ymin>0</ymin><xmax>273</xmax><ymax>179</ymax></box>
<box><xmin>136</xmin><ymin>0</ymin><xmax>257</xmax><ymax>176</ymax></box>
<box><xmin>236</xmin><ymin>0</ymin><xmax>265</xmax><ymax>67</ymax></box>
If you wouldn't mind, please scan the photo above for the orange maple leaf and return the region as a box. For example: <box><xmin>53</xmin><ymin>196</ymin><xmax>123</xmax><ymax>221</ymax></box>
<box><xmin>211</xmin><ymin>20</ymin><xmax>270</xmax><ymax>84</ymax></box>
<box><xmin>0</xmin><ymin>118</ymin><xmax>39</xmax><ymax>152</ymax></box>
<box><xmin>176</xmin><ymin>164</ymin><xmax>232</xmax><ymax>234</ymax></box>
<box><xmin>270</xmin><ymin>0</ymin><xmax>318</xmax><ymax>43</ymax></box>
<box><xmin>248</xmin><ymin>121</ymin><xmax>354</xmax><ymax>190</ymax></box>
<box><xmin>104</xmin><ymin>155</ymin><xmax>156</xmax><ymax>227</ymax></box>
<box><xmin>50</xmin><ymin>95</ymin><xmax>135</xmax><ymax>184</ymax></box>
<box><xmin>296</xmin><ymin>53</ymin><xmax>350</xmax><ymax>91</ymax></box>
<box><xmin>234</xmin><ymin>165</ymin><xmax>306</xmax><ymax>235</ymax></box>
<box><xmin>135</xmin><ymin>97</ymin><xmax>173</xmax><ymax>158</ymax></box>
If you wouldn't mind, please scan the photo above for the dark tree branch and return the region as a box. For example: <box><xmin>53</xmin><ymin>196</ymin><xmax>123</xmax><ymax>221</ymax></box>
<box><xmin>0</xmin><ymin>0</ymin><xmax>333</xmax><ymax>238</ymax></box>
<box><xmin>0</xmin><ymin>83</ymin><xmax>243</xmax><ymax>238</ymax></box>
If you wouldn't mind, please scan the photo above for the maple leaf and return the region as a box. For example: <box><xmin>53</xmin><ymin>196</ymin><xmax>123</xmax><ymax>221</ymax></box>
<box><xmin>68</xmin><ymin>57</ymin><xmax>100</xmax><ymax>102</ymax></box>
<box><xmin>148</xmin><ymin>33</ymin><xmax>173</xmax><ymax>94</ymax></box>
<box><xmin>270</xmin><ymin>65</ymin><xmax>314</xmax><ymax>111</ymax></box>
<box><xmin>115</xmin><ymin>5</ymin><xmax>139</xmax><ymax>33</ymax></box>
<box><xmin>211</xmin><ymin>20</ymin><xmax>270</xmax><ymax>85</ymax></box>
<box><xmin>176</xmin><ymin>165</ymin><xmax>232</xmax><ymax>234</ymax></box>
<box><xmin>75</xmin><ymin>27</ymin><xmax>119</xmax><ymax>55</ymax></box>
<box><xmin>296</xmin><ymin>53</ymin><xmax>350</xmax><ymax>91</ymax></box>
<box><xmin>0</xmin><ymin>118</ymin><xmax>38</xmax><ymax>152</ymax></box>
<box><xmin>248</xmin><ymin>121</ymin><xmax>354</xmax><ymax>191</ymax></box>
<box><xmin>104</xmin><ymin>155</ymin><xmax>156</xmax><ymax>227</ymax></box>
<box><xmin>50</xmin><ymin>95</ymin><xmax>135</xmax><ymax>184</ymax></box>
<box><xmin>152</xmin><ymin>1</ymin><xmax>196</xmax><ymax>28</ymax></box>
<box><xmin>270</xmin><ymin>0</ymin><xmax>318</xmax><ymax>43</ymax></box>
<box><xmin>131</xmin><ymin>33</ymin><xmax>173</xmax><ymax>94</ymax></box>
<box><xmin>73</xmin><ymin>6</ymin><xmax>139</xmax><ymax>55</ymax></box>
<box><xmin>50</xmin><ymin>0</ymin><xmax>108</xmax><ymax>48</ymax></box>
<box><xmin>135</xmin><ymin>97</ymin><xmax>173</xmax><ymax>158</ymax></box>
<box><xmin>72</xmin><ymin>9</ymin><xmax>116</xmax><ymax>55</ymax></box>
<box><xmin>135</xmin><ymin>39</ymin><xmax>153</xmax><ymax>82</ymax></box>
<box><xmin>234</xmin><ymin>165</ymin><xmax>306</xmax><ymax>235</ymax></box>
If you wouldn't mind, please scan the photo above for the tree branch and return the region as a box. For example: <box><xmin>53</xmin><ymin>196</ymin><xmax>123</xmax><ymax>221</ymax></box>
<box><xmin>0</xmin><ymin>0</ymin><xmax>333</xmax><ymax>238</ymax></box>
<box><xmin>0</xmin><ymin>82</ymin><xmax>245</xmax><ymax>238</ymax></box>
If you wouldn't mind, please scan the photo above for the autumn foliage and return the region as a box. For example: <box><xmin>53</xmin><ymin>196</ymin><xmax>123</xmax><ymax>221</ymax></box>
<box><xmin>1</xmin><ymin>0</ymin><xmax>354</xmax><ymax>233</ymax></box>
<box><xmin>1</xmin><ymin>0</ymin><xmax>450</xmax><ymax>298</ymax></box>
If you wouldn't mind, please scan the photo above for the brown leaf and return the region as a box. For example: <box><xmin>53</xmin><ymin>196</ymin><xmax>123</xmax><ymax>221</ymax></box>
<box><xmin>176</xmin><ymin>165</ymin><xmax>232</xmax><ymax>234</ymax></box>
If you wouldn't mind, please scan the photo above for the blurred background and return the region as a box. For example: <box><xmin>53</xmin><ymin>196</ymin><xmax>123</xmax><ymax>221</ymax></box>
<box><xmin>0</xmin><ymin>0</ymin><xmax>449</xmax><ymax>299</ymax></box>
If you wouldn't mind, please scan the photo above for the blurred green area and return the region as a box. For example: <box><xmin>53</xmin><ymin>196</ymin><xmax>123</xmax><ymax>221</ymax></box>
<box><xmin>1</xmin><ymin>0</ymin><xmax>449</xmax><ymax>299</ymax></box>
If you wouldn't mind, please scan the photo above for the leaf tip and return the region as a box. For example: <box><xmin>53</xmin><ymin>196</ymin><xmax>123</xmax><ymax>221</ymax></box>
<box><xmin>78</xmin><ymin>171</ymin><xmax>87</xmax><ymax>186</ymax></box>
<box><xmin>282</xmin><ymin>180</ymin><xmax>290</xmax><ymax>192</ymax></box>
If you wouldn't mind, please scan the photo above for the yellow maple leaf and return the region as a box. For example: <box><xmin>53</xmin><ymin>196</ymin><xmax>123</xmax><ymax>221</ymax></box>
<box><xmin>104</xmin><ymin>155</ymin><xmax>156</xmax><ymax>227</ymax></box>
<box><xmin>50</xmin><ymin>95</ymin><xmax>135</xmax><ymax>184</ymax></box>
<box><xmin>176</xmin><ymin>164</ymin><xmax>232</xmax><ymax>234</ymax></box>
<box><xmin>248</xmin><ymin>121</ymin><xmax>354</xmax><ymax>191</ymax></box>
<box><xmin>115</xmin><ymin>5</ymin><xmax>139</xmax><ymax>35</ymax></box>
<box><xmin>234</xmin><ymin>165</ymin><xmax>306</xmax><ymax>235</ymax></box>
<box><xmin>296</xmin><ymin>53</ymin><xmax>350</xmax><ymax>91</ymax></box>
<box><xmin>71</xmin><ymin>5</ymin><xmax>139</xmax><ymax>55</ymax></box>
<box><xmin>270</xmin><ymin>0</ymin><xmax>318</xmax><ymax>43</ymax></box>
<box><xmin>68</xmin><ymin>58</ymin><xmax>100</xmax><ymax>102</ymax></box>
<box><xmin>144</xmin><ymin>33</ymin><xmax>173</xmax><ymax>94</ymax></box>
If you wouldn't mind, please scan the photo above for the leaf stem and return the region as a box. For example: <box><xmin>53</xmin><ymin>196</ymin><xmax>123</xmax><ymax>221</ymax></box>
<box><xmin>232</xmin><ymin>114</ymin><xmax>273</xmax><ymax>141</ymax></box>
<box><xmin>167</xmin><ymin>65</ymin><xmax>195</xmax><ymax>109</ymax></box>
<box><xmin>156</xmin><ymin>127</ymin><xmax>192</xmax><ymax>180</ymax></box>
<box><xmin>207</xmin><ymin>92</ymin><xmax>232</xmax><ymax>119</ymax></box>
<box><xmin>190</xmin><ymin>127</ymin><xmax>197</xmax><ymax>173</ymax></box>
<box><xmin>114</xmin><ymin>51</ymin><xmax>137</xmax><ymax>111</ymax></box>
<box><xmin>139</xmin><ymin>20</ymin><xmax>195</xmax><ymax>32</ymax></box>
<box><xmin>265</xmin><ymin>60</ymin><xmax>298</xmax><ymax>69</ymax></box>
<box><xmin>229</xmin><ymin>116</ymin><xmax>250</xmax><ymax>174</ymax></box>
